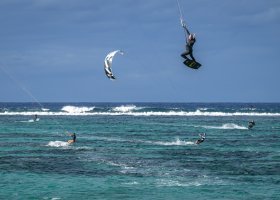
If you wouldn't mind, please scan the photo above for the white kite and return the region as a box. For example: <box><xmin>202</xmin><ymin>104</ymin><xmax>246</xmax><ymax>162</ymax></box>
<box><xmin>104</xmin><ymin>50</ymin><xmax>124</xmax><ymax>80</ymax></box>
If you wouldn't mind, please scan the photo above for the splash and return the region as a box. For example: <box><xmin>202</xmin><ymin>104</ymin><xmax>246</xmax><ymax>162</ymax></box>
<box><xmin>28</xmin><ymin>118</ymin><xmax>40</xmax><ymax>122</ymax></box>
<box><xmin>19</xmin><ymin>118</ymin><xmax>40</xmax><ymax>123</ymax></box>
<box><xmin>47</xmin><ymin>141</ymin><xmax>69</xmax><ymax>147</ymax></box>
<box><xmin>61</xmin><ymin>106</ymin><xmax>95</xmax><ymax>113</ymax></box>
<box><xmin>202</xmin><ymin>123</ymin><xmax>247</xmax><ymax>130</ymax></box>
<box><xmin>154</xmin><ymin>138</ymin><xmax>195</xmax><ymax>146</ymax></box>
<box><xmin>112</xmin><ymin>105</ymin><xmax>138</xmax><ymax>112</ymax></box>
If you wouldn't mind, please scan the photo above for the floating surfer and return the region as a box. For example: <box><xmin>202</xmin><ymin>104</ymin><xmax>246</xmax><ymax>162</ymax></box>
<box><xmin>33</xmin><ymin>114</ymin><xmax>38</xmax><ymax>121</ymax></box>
<box><xmin>195</xmin><ymin>133</ymin><xmax>206</xmax><ymax>145</ymax></box>
<box><xmin>248</xmin><ymin>120</ymin><xmax>255</xmax><ymax>129</ymax></box>
<box><xmin>68</xmin><ymin>133</ymin><xmax>76</xmax><ymax>144</ymax></box>
<box><xmin>28</xmin><ymin>114</ymin><xmax>39</xmax><ymax>122</ymax></box>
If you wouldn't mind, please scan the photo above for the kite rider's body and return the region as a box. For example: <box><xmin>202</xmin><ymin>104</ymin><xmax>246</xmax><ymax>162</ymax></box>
<box><xmin>180</xmin><ymin>21</ymin><xmax>196</xmax><ymax>62</ymax></box>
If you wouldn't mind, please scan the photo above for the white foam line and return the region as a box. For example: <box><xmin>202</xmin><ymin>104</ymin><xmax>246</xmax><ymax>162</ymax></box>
<box><xmin>91</xmin><ymin>136</ymin><xmax>195</xmax><ymax>146</ymax></box>
<box><xmin>201</xmin><ymin>123</ymin><xmax>248</xmax><ymax>130</ymax></box>
<box><xmin>1</xmin><ymin>111</ymin><xmax>280</xmax><ymax>116</ymax></box>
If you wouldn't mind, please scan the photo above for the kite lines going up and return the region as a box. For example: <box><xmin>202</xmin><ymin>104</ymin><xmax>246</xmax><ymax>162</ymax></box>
<box><xmin>176</xmin><ymin>0</ymin><xmax>202</xmax><ymax>69</ymax></box>
<box><xmin>0</xmin><ymin>64</ymin><xmax>70</xmax><ymax>135</ymax></box>
<box><xmin>104</xmin><ymin>50</ymin><xmax>124</xmax><ymax>80</ymax></box>
<box><xmin>176</xmin><ymin>0</ymin><xmax>186</xmax><ymax>38</ymax></box>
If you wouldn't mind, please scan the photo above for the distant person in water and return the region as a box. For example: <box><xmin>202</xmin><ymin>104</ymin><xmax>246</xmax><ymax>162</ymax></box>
<box><xmin>248</xmin><ymin>120</ymin><xmax>255</xmax><ymax>129</ymax></box>
<box><xmin>195</xmin><ymin>133</ymin><xmax>206</xmax><ymax>145</ymax></box>
<box><xmin>68</xmin><ymin>133</ymin><xmax>76</xmax><ymax>144</ymax></box>
<box><xmin>33</xmin><ymin>114</ymin><xmax>38</xmax><ymax>121</ymax></box>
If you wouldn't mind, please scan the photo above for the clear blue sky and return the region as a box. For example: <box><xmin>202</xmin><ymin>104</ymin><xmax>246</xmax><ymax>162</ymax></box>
<box><xmin>0</xmin><ymin>0</ymin><xmax>279</xmax><ymax>102</ymax></box>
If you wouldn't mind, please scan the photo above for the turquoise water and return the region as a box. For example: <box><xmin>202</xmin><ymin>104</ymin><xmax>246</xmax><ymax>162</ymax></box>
<box><xmin>0</xmin><ymin>103</ymin><xmax>279</xmax><ymax>199</ymax></box>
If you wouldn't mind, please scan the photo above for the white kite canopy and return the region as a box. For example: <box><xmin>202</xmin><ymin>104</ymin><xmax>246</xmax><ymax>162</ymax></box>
<box><xmin>104</xmin><ymin>50</ymin><xmax>124</xmax><ymax>80</ymax></box>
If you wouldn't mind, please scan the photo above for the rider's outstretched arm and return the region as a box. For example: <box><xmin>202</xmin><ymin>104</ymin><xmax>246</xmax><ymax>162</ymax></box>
<box><xmin>181</xmin><ymin>19</ymin><xmax>191</xmax><ymax>35</ymax></box>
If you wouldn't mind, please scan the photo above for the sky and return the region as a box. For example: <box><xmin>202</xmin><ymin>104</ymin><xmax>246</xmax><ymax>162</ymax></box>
<box><xmin>0</xmin><ymin>0</ymin><xmax>280</xmax><ymax>102</ymax></box>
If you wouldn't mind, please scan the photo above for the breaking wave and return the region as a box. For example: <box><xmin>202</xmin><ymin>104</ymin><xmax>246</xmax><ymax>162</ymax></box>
<box><xmin>1</xmin><ymin>108</ymin><xmax>280</xmax><ymax>116</ymax></box>
<box><xmin>61</xmin><ymin>106</ymin><xmax>95</xmax><ymax>113</ymax></box>
<box><xmin>112</xmin><ymin>105</ymin><xmax>140</xmax><ymax>112</ymax></box>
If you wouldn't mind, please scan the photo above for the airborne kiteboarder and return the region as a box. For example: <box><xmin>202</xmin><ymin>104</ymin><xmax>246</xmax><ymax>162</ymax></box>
<box><xmin>180</xmin><ymin>20</ymin><xmax>197</xmax><ymax>62</ymax></box>
<box><xmin>176</xmin><ymin>0</ymin><xmax>201</xmax><ymax>69</ymax></box>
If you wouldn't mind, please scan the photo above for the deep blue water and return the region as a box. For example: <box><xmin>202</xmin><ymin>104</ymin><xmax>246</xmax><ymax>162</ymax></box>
<box><xmin>0</xmin><ymin>103</ymin><xmax>279</xmax><ymax>199</ymax></box>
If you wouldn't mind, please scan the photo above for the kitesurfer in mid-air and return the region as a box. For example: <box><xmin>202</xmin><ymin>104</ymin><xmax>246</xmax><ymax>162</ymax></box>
<box><xmin>195</xmin><ymin>133</ymin><xmax>206</xmax><ymax>145</ymax></box>
<box><xmin>68</xmin><ymin>133</ymin><xmax>76</xmax><ymax>144</ymax></box>
<box><xmin>180</xmin><ymin>21</ymin><xmax>196</xmax><ymax>62</ymax></box>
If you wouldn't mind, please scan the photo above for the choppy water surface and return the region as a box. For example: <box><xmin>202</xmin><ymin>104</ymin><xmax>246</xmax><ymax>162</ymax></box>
<box><xmin>0</xmin><ymin>103</ymin><xmax>279</xmax><ymax>199</ymax></box>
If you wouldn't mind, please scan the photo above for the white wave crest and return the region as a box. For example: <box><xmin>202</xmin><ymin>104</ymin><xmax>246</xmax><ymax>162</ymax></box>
<box><xmin>198</xmin><ymin>107</ymin><xmax>209</xmax><ymax>111</ymax></box>
<box><xmin>41</xmin><ymin>108</ymin><xmax>49</xmax><ymax>111</ymax></box>
<box><xmin>1</xmin><ymin>110</ymin><xmax>280</xmax><ymax>116</ymax></box>
<box><xmin>47</xmin><ymin>141</ymin><xmax>69</xmax><ymax>147</ymax></box>
<box><xmin>241</xmin><ymin>107</ymin><xmax>256</xmax><ymax>111</ymax></box>
<box><xmin>112</xmin><ymin>105</ymin><xmax>138</xmax><ymax>112</ymax></box>
<box><xmin>61</xmin><ymin>106</ymin><xmax>95</xmax><ymax>113</ymax></box>
<box><xmin>202</xmin><ymin>123</ymin><xmax>247</xmax><ymax>130</ymax></box>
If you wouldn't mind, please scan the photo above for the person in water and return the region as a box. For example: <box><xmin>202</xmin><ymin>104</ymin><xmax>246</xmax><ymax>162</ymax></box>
<box><xmin>195</xmin><ymin>133</ymin><xmax>206</xmax><ymax>145</ymax></box>
<box><xmin>33</xmin><ymin>114</ymin><xmax>38</xmax><ymax>121</ymax></box>
<box><xmin>248</xmin><ymin>120</ymin><xmax>255</xmax><ymax>129</ymax></box>
<box><xmin>68</xmin><ymin>133</ymin><xmax>76</xmax><ymax>144</ymax></box>
<box><xmin>181</xmin><ymin>21</ymin><xmax>196</xmax><ymax>62</ymax></box>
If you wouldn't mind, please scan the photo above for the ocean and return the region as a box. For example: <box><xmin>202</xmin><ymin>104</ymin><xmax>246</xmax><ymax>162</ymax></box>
<box><xmin>0</xmin><ymin>102</ymin><xmax>279</xmax><ymax>200</ymax></box>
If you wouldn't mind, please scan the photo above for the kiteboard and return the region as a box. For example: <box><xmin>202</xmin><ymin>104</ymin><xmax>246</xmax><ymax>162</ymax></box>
<box><xmin>183</xmin><ymin>58</ymin><xmax>201</xmax><ymax>69</ymax></box>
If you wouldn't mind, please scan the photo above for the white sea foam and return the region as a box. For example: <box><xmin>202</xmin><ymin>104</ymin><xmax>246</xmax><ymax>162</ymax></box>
<box><xmin>198</xmin><ymin>107</ymin><xmax>209</xmax><ymax>111</ymax></box>
<box><xmin>28</xmin><ymin>118</ymin><xmax>40</xmax><ymax>122</ymax></box>
<box><xmin>202</xmin><ymin>123</ymin><xmax>247</xmax><ymax>130</ymax></box>
<box><xmin>91</xmin><ymin>136</ymin><xmax>195</xmax><ymax>147</ymax></box>
<box><xmin>74</xmin><ymin>146</ymin><xmax>92</xmax><ymax>150</ymax></box>
<box><xmin>157</xmin><ymin>176</ymin><xmax>226</xmax><ymax>187</ymax></box>
<box><xmin>41</xmin><ymin>108</ymin><xmax>49</xmax><ymax>111</ymax></box>
<box><xmin>101</xmin><ymin>159</ymin><xmax>135</xmax><ymax>174</ymax></box>
<box><xmin>241</xmin><ymin>107</ymin><xmax>257</xmax><ymax>111</ymax></box>
<box><xmin>47</xmin><ymin>141</ymin><xmax>69</xmax><ymax>147</ymax></box>
<box><xmin>112</xmin><ymin>105</ymin><xmax>139</xmax><ymax>112</ymax></box>
<box><xmin>156</xmin><ymin>179</ymin><xmax>202</xmax><ymax>187</ymax></box>
<box><xmin>124</xmin><ymin>181</ymin><xmax>139</xmax><ymax>185</ymax></box>
<box><xmin>61</xmin><ymin>105</ymin><xmax>95</xmax><ymax>113</ymax></box>
<box><xmin>153</xmin><ymin>138</ymin><xmax>195</xmax><ymax>146</ymax></box>
<box><xmin>1</xmin><ymin>110</ymin><xmax>280</xmax><ymax>116</ymax></box>
<box><xmin>20</xmin><ymin>118</ymin><xmax>40</xmax><ymax>123</ymax></box>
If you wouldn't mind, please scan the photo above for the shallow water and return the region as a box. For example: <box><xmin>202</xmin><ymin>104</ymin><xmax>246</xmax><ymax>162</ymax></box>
<box><xmin>0</xmin><ymin>103</ymin><xmax>279</xmax><ymax>199</ymax></box>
